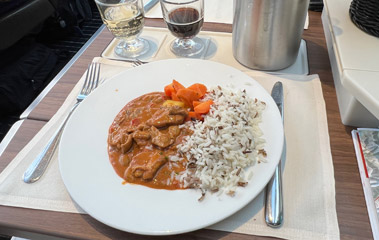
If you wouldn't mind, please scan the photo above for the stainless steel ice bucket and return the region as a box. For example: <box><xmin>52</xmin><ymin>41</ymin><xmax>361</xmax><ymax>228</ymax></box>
<box><xmin>232</xmin><ymin>0</ymin><xmax>309</xmax><ymax>70</ymax></box>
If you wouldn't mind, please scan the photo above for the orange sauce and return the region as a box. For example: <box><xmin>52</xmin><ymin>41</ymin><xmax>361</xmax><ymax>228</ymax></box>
<box><xmin>108</xmin><ymin>92</ymin><xmax>190</xmax><ymax>190</ymax></box>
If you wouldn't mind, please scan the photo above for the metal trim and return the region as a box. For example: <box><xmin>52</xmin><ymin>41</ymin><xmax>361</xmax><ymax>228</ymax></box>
<box><xmin>0</xmin><ymin>120</ymin><xmax>24</xmax><ymax>157</ymax></box>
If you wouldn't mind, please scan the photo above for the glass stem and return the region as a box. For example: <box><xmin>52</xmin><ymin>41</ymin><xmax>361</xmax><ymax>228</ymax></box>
<box><xmin>119</xmin><ymin>38</ymin><xmax>138</xmax><ymax>50</ymax></box>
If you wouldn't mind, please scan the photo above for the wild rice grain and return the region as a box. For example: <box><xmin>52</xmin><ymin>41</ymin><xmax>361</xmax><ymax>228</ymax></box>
<box><xmin>178</xmin><ymin>85</ymin><xmax>266</xmax><ymax>197</ymax></box>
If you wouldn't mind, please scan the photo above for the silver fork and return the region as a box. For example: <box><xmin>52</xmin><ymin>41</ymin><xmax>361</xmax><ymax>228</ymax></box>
<box><xmin>132</xmin><ymin>59</ymin><xmax>144</xmax><ymax>67</ymax></box>
<box><xmin>23</xmin><ymin>62</ymin><xmax>101</xmax><ymax>183</ymax></box>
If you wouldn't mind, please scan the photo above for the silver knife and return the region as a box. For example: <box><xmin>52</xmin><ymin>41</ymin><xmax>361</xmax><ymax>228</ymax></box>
<box><xmin>265</xmin><ymin>81</ymin><xmax>284</xmax><ymax>227</ymax></box>
<box><xmin>144</xmin><ymin>0</ymin><xmax>159</xmax><ymax>13</ymax></box>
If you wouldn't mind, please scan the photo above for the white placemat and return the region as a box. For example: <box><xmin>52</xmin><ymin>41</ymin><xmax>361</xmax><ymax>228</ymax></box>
<box><xmin>0</xmin><ymin>57</ymin><xmax>339</xmax><ymax>239</ymax></box>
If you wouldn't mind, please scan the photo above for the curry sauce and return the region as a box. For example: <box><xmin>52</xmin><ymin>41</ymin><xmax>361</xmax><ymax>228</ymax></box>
<box><xmin>107</xmin><ymin>92</ymin><xmax>191</xmax><ymax>190</ymax></box>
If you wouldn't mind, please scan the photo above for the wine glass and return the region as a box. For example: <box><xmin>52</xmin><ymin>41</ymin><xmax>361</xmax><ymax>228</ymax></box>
<box><xmin>160</xmin><ymin>0</ymin><xmax>204</xmax><ymax>57</ymax></box>
<box><xmin>95</xmin><ymin>0</ymin><xmax>150</xmax><ymax>58</ymax></box>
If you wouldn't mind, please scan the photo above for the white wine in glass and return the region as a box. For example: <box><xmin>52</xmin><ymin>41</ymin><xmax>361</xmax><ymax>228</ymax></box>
<box><xmin>95</xmin><ymin>0</ymin><xmax>149</xmax><ymax>58</ymax></box>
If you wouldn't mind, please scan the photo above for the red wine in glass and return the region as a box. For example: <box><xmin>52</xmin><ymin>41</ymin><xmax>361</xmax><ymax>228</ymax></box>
<box><xmin>166</xmin><ymin>7</ymin><xmax>204</xmax><ymax>39</ymax></box>
<box><xmin>160</xmin><ymin>0</ymin><xmax>204</xmax><ymax>57</ymax></box>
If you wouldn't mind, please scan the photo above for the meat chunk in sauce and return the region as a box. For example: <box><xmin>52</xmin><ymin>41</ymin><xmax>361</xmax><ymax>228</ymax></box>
<box><xmin>108</xmin><ymin>128</ymin><xmax>133</xmax><ymax>153</ymax></box>
<box><xmin>107</xmin><ymin>92</ymin><xmax>190</xmax><ymax>190</ymax></box>
<box><xmin>119</xmin><ymin>154</ymin><xmax>131</xmax><ymax>166</ymax></box>
<box><xmin>169</xmin><ymin>106</ymin><xmax>188</xmax><ymax>116</ymax></box>
<box><xmin>150</xmin><ymin>125</ymin><xmax>181</xmax><ymax>148</ymax></box>
<box><xmin>147</xmin><ymin>106</ymin><xmax>188</xmax><ymax>128</ymax></box>
<box><xmin>124</xmin><ymin>152</ymin><xmax>168</xmax><ymax>180</ymax></box>
<box><xmin>132</xmin><ymin>130</ymin><xmax>151</xmax><ymax>146</ymax></box>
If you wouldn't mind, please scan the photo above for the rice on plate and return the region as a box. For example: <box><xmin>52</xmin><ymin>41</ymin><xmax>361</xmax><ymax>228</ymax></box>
<box><xmin>173</xmin><ymin>85</ymin><xmax>267</xmax><ymax>200</ymax></box>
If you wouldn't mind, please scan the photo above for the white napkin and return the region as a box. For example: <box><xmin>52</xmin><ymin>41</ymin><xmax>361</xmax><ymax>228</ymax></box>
<box><xmin>0</xmin><ymin>58</ymin><xmax>339</xmax><ymax>239</ymax></box>
<box><xmin>144</xmin><ymin>0</ymin><xmax>309</xmax><ymax>29</ymax></box>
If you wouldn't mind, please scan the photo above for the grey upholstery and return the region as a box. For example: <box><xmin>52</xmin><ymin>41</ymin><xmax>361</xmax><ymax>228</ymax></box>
<box><xmin>0</xmin><ymin>0</ymin><xmax>56</xmax><ymax>50</ymax></box>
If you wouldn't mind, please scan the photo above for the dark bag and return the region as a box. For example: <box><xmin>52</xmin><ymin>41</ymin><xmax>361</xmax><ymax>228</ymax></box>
<box><xmin>55</xmin><ymin>0</ymin><xmax>93</xmax><ymax>36</ymax></box>
<box><xmin>0</xmin><ymin>44</ymin><xmax>57</xmax><ymax>115</ymax></box>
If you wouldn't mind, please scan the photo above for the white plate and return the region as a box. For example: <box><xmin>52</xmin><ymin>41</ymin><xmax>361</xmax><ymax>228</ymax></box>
<box><xmin>59</xmin><ymin>59</ymin><xmax>284</xmax><ymax>235</ymax></box>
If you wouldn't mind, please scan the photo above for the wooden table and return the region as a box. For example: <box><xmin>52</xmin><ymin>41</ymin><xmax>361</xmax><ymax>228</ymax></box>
<box><xmin>0</xmin><ymin>11</ymin><xmax>374</xmax><ymax>239</ymax></box>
